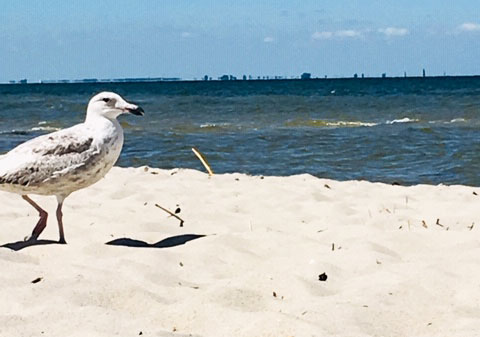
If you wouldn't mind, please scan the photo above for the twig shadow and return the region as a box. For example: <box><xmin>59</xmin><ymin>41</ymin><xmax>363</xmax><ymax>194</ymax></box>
<box><xmin>105</xmin><ymin>234</ymin><xmax>207</xmax><ymax>248</ymax></box>
<box><xmin>1</xmin><ymin>239</ymin><xmax>62</xmax><ymax>251</ymax></box>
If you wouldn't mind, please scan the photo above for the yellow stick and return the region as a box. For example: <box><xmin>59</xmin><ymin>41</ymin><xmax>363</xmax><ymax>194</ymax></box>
<box><xmin>155</xmin><ymin>204</ymin><xmax>185</xmax><ymax>227</ymax></box>
<box><xmin>192</xmin><ymin>147</ymin><xmax>214</xmax><ymax>176</ymax></box>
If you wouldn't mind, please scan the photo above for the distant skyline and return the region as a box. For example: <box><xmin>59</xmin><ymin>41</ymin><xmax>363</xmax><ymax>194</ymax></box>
<box><xmin>2</xmin><ymin>1</ymin><xmax>480</xmax><ymax>82</ymax></box>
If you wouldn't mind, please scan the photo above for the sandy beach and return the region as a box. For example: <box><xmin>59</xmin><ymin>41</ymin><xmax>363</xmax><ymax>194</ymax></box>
<box><xmin>0</xmin><ymin>166</ymin><xmax>479</xmax><ymax>337</ymax></box>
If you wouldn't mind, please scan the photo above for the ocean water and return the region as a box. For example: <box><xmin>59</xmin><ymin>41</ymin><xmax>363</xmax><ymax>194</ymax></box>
<box><xmin>1</xmin><ymin>77</ymin><xmax>480</xmax><ymax>186</ymax></box>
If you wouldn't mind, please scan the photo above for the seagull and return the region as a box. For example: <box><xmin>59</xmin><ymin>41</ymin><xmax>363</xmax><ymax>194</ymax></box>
<box><xmin>0</xmin><ymin>92</ymin><xmax>144</xmax><ymax>244</ymax></box>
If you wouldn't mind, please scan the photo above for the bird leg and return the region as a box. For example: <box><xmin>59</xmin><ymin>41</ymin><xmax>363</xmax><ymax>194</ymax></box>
<box><xmin>22</xmin><ymin>195</ymin><xmax>48</xmax><ymax>241</ymax></box>
<box><xmin>56</xmin><ymin>201</ymin><xmax>66</xmax><ymax>244</ymax></box>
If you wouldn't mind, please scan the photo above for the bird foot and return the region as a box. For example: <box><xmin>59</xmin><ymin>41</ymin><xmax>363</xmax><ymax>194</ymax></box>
<box><xmin>24</xmin><ymin>235</ymin><xmax>38</xmax><ymax>242</ymax></box>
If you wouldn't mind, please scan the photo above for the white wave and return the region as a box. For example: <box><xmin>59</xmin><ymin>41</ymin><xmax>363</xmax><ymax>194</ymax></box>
<box><xmin>38</xmin><ymin>121</ymin><xmax>47</xmax><ymax>125</ymax></box>
<box><xmin>385</xmin><ymin>117</ymin><xmax>419</xmax><ymax>125</ymax></box>
<box><xmin>30</xmin><ymin>126</ymin><xmax>61</xmax><ymax>132</ymax></box>
<box><xmin>285</xmin><ymin>119</ymin><xmax>378</xmax><ymax>128</ymax></box>
<box><xmin>0</xmin><ymin>126</ymin><xmax>61</xmax><ymax>134</ymax></box>
<box><xmin>429</xmin><ymin>118</ymin><xmax>467</xmax><ymax>124</ymax></box>
<box><xmin>200</xmin><ymin>123</ymin><xmax>231</xmax><ymax>128</ymax></box>
<box><xmin>325</xmin><ymin>121</ymin><xmax>378</xmax><ymax>127</ymax></box>
<box><xmin>0</xmin><ymin>129</ymin><xmax>28</xmax><ymax>135</ymax></box>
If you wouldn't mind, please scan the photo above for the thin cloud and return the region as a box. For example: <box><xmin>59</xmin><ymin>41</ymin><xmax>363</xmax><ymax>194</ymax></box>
<box><xmin>458</xmin><ymin>22</ymin><xmax>480</xmax><ymax>32</ymax></box>
<box><xmin>181</xmin><ymin>32</ymin><xmax>192</xmax><ymax>38</ymax></box>
<box><xmin>263</xmin><ymin>36</ymin><xmax>275</xmax><ymax>43</ymax></box>
<box><xmin>312</xmin><ymin>31</ymin><xmax>333</xmax><ymax>40</ymax></box>
<box><xmin>312</xmin><ymin>29</ymin><xmax>361</xmax><ymax>40</ymax></box>
<box><xmin>378</xmin><ymin>27</ymin><xmax>409</xmax><ymax>37</ymax></box>
<box><xmin>335</xmin><ymin>29</ymin><xmax>362</xmax><ymax>38</ymax></box>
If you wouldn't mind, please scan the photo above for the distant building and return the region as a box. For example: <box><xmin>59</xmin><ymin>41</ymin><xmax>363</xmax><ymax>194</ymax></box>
<box><xmin>422</xmin><ymin>69</ymin><xmax>426</xmax><ymax>77</ymax></box>
<box><xmin>242</xmin><ymin>75</ymin><xmax>247</xmax><ymax>80</ymax></box>
<box><xmin>219</xmin><ymin>74</ymin><xmax>238</xmax><ymax>80</ymax></box>
<box><xmin>381</xmin><ymin>73</ymin><xmax>387</xmax><ymax>78</ymax></box>
<box><xmin>301</xmin><ymin>72</ymin><xmax>311</xmax><ymax>80</ymax></box>
<box><xmin>161</xmin><ymin>77</ymin><xmax>182</xmax><ymax>82</ymax></box>
<box><xmin>104</xmin><ymin>77</ymin><xmax>180</xmax><ymax>83</ymax></box>
<box><xmin>19</xmin><ymin>79</ymin><xmax>27</xmax><ymax>84</ymax></box>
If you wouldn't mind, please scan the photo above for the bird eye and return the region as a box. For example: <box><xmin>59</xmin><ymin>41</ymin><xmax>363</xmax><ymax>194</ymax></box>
<box><xmin>102</xmin><ymin>98</ymin><xmax>110</xmax><ymax>103</ymax></box>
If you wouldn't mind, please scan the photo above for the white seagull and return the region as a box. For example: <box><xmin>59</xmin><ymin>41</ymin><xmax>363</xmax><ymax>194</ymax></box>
<box><xmin>0</xmin><ymin>92</ymin><xmax>144</xmax><ymax>243</ymax></box>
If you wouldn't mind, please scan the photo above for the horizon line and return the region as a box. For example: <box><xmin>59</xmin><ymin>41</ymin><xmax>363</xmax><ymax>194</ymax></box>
<box><xmin>3</xmin><ymin>74</ymin><xmax>480</xmax><ymax>85</ymax></box>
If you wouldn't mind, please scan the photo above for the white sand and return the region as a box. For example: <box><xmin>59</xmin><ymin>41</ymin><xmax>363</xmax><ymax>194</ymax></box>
<box><xmin>1</xmin><ymin>166</ymin><xmax>479</xmax><ymax>336</ymax></box>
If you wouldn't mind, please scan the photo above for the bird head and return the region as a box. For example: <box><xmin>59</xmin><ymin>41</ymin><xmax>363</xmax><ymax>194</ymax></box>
<box><xmin>86</xmin><ymin>92</ymin><xmax>144</xmax><ymax>120</ymax></box>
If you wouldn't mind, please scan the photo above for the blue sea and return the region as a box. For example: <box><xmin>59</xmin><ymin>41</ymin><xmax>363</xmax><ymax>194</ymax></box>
<box><xmin>1</xmin><ymin>77</ymin><xmax>480</xmax><ymax>186</ymax></box>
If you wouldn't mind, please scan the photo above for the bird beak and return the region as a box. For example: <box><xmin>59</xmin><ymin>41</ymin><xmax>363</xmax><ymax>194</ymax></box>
<box><xmin>122</xmin><ymin>103</ymin><xmax>144</xmax><ymax>116</ymax></box>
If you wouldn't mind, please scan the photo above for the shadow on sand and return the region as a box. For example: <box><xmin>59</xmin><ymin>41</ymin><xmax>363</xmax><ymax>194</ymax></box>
<box><xmin>1</xmin><ymin>239</ymin><xmax>64</xmax><ymax>251</ymax></box>
<box><xmin>1</xmin><ymin>234</ymin><xmax>207</xmax><ymax>251</ymax></box>
<box><xmin>105</xmin><ymin>234</ymin><xmax>207</xmax><ymax>248</ymax></box>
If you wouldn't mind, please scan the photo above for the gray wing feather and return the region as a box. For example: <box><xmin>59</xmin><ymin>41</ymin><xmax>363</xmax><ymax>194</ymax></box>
<box><xmin>0</xmin><ymin>125</ymin><xmax>100</xmax><ymax>187</ymax></box>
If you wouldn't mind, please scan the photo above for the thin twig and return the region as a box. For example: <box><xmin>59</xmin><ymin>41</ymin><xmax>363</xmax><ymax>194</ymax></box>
<box><xmin>155</xmin><ymin>203</ymin><xmax>185</xmax><ymax>227</ymax></box>
<box><xmin>192</xmin><ymin>147</ymin><xmax>214</xmax><ymax>176</ymax></box>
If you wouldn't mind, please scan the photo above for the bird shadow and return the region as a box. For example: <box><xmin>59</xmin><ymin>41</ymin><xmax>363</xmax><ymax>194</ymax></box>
<box><xmin>105</xmin><ymin>234</ymin><xmax>207</xmax><ymax>248</ymax></box>
<box><xmin>1</xmin><ymin>234</ymin><xmax>207</xmax><ymax>251</ymax></box>
<box><xmin>1</xmin><ymin>239</ymin><xmax>63</xmax><ymax>251</ymax></box>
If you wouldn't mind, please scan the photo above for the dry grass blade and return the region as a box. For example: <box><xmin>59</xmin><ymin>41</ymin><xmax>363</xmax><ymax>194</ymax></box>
<box><xmin>155</xmin><ymin>203</ymin><xmax>185</xmax><ymax>227</ymax></box>
<box><xmin>192</xmin><ymin>147</ymin><xmax>214</xmax><ymax>176</ymax></box>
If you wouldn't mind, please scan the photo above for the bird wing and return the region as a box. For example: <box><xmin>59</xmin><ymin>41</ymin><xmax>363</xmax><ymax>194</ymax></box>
<box><xmin>0</xmin><ymin>124</ymin><xmax>101</xmax><ymax>187</ymax></box>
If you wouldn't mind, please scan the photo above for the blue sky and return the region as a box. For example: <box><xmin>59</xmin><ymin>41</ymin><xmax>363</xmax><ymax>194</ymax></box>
<box><xmin>1</xmin><ymin>0</ymin><xmax>480</xmax><ymax>82</ymax></box>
